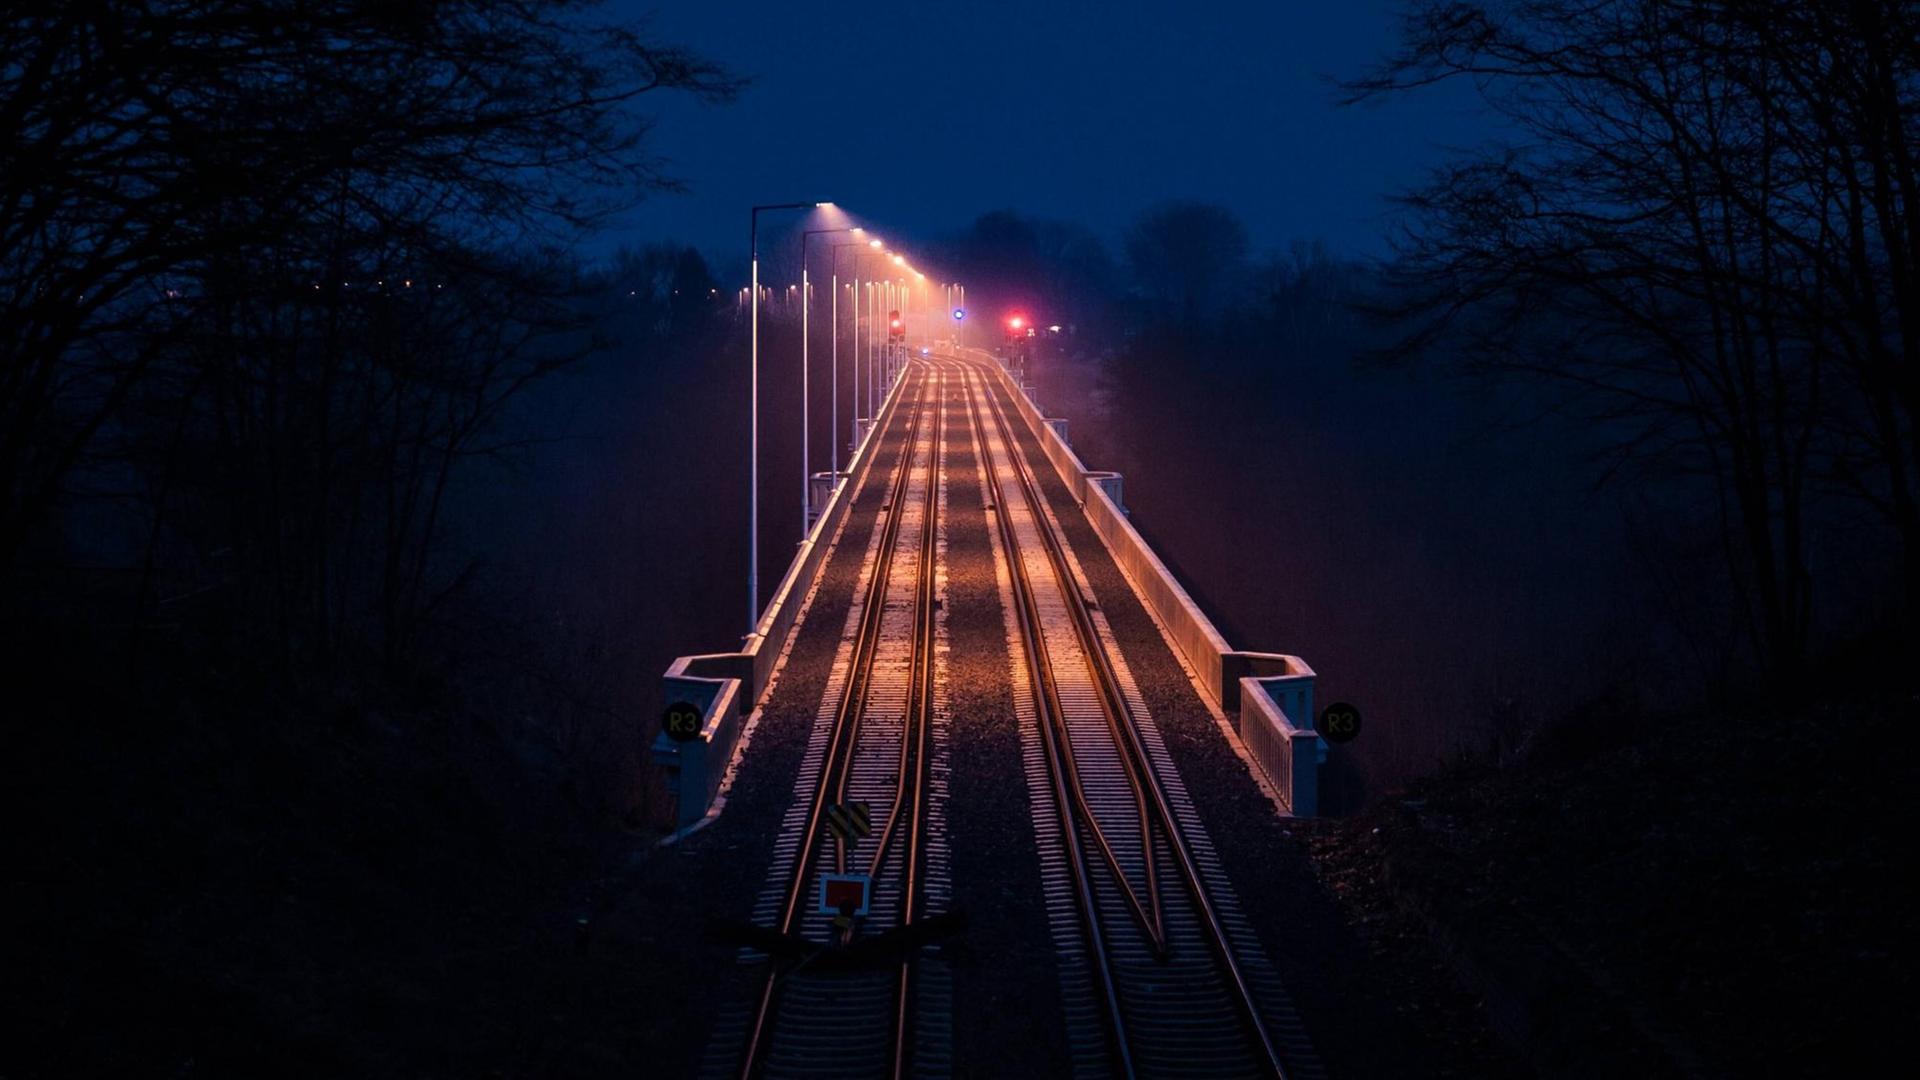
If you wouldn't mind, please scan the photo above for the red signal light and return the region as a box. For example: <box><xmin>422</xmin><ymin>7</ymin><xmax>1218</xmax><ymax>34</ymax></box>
<box><xmin>1008</xmin><ymin>315</ymin><xmax>1025</xmax><ymax>330</ymax></box>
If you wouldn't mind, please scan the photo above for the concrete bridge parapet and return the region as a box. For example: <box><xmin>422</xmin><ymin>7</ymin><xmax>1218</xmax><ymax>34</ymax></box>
<box><xmin>808</xmin><ymin>470</ymin><xmax>844</xmax><ymax>529</ymax></box>
<box><xmin>649</xmin><ymin>366</ymin><xmax>915</xmax><ymax>832</ymax></box>
<box><xmin>965</xmin><ymin>346</ymin><xmax>1326</xmax><ymax>815</ymax></box>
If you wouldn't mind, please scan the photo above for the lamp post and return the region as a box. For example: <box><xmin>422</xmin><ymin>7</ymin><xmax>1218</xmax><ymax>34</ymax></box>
<box><xmin>851</xmin><ymin>277</ymin><xmax>861</xmax><ymax>439</ymax></box>
<box><xmin>862</xmin><ymin>280</ymin><xmax>874</xmax><ymax>421</ymax></box>
<box><xmin>824</xmin><ymin>233</ymin><xmax>865</xmax><ymax>480</ymax></box>
<box><xmin>910</xmin><ymin>271</ymin><xmax>924</xmax><ymax>351</ymax></box>
<box><xmin>886</xmin><ymin>255</ymin><xmax>907</xmax><ymax>395</ymax></box>
<box><xmin>749</xmin><ymin>201</ymin><xmax>827</xmax><ymax>635</ymax></box>
<box><xmin>801</xmin><ymin>227</ymin><xmax>859</xmax><ymax>535</ymax></box>
<box><xmin>879</xmin><ymin>280</ymin><xmax>890</xmax><ymax>397</ymax></box>
<box><xmin>852</xmin><ymin>243</ymin><xmax>887</xmax><ymax>443</ymax></box>
<box><xmin>946</xmin><ymin>282</ymin><xmax>966</xmax><ymax>348</ymax></box>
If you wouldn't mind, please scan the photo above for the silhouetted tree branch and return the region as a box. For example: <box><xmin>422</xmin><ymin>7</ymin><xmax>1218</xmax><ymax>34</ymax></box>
<box><xmin>0</xmin><ymin>0</ymin><xmax>739</xmax><ymax>596</ymax></box>
<box><xmin>1351</xmin><ymin>0</ymin><xmax>1920</xmax><ymax>679</ymax></box>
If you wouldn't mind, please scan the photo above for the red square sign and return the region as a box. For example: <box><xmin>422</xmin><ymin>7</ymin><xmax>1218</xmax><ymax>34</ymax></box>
<box><xmin>818</xmin><ymin>874</ymin><xmax>871</xmax><ymax>917</ymax></box>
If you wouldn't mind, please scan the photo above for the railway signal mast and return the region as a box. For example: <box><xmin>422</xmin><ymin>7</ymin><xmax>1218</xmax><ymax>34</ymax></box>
<box><xmin>884</xmin><ymin>308</ymin><xmax>907</xmax><ymax>387</ymax></box>
<box><xmin>1004</xmin><ymin>313</ymin><xmax>1032</xmax><ymax>371</ymax></box>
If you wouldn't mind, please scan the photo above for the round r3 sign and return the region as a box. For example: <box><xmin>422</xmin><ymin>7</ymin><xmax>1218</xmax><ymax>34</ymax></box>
<box><xmin>1319</xmin><ymin>702</ymin><xmax>1362</xmax><ymax>744</ymax></box>
<box><xmin>662</xmin><ymin>701</ymin><xmax>704</xmax><ymax>743</ymax></box>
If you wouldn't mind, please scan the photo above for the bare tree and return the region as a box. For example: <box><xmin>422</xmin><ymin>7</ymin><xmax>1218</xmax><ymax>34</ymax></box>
<box><xmin>1125</xmin><ymin>201</ymin><xmax>1251</xmax><ymax>325</ymax></box>
<box><xmin>1255</xmin><ymin>239</ymin><xmax>1364</xmax><ymax>350</ymax></box>
<box><xmin>1349</xmin><ymin>0</ymin><xmax>1920</xmax><ymax>680</ymax></box>
<box><xmin>0</xmin><ymin>0</ymin><xmax>738</xmax><ymax>593</ymax></box>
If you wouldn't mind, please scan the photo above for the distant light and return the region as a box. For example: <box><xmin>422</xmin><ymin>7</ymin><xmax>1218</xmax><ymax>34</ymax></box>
<box><xmin>1048</xmin><ymin>325</ymin><xmax>1062</xmax><ymax>332</ymax></box>
<box><xmin>1009</xmin><ymin>316</ymin><xmax>1025</xmax><ymax>330</ymax></box>
<box><xmin>920</xmin><ymin>347</ymin><xmax>930</xmax><ymax>355</ymax></box>
<box><xmin>952</xmin><ymin>308</ymin><xmax>965</xmax><ymax>320</ymax></box>
<box><xmin>869</xmin><ymin>239</ymin><xmax>883</xmax><ymax>249</ymax></box>
<box><xmin>891</xmin><ymin>318</ymin><xmax>903</xmax><ymax>329</ymax></box>
<box><xmin>816</xmin><ymin>201</ymin><xmax>834</xmax><ymax>208</ymax></box>
<box><xmin>891</xmin><ymin>255</ymin><xmax>904</xmax><ymax>266</ymax></box>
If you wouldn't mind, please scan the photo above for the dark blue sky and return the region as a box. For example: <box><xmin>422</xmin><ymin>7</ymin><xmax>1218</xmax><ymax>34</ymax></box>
<box><xmin>604</xmin><ymin>1</ymin><xmax>1490</xmax><ymax>263</ymax></box>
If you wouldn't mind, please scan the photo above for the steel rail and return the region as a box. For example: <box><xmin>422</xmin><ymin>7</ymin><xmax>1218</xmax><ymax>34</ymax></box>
<box><xmin>953</xmin><ymin>354</ymin><xmax>1289</xmax><ymax>1079</ymax></box>
<box><xmin>739</xmin><ymin>368</ymin><xmax>935</xmax><ymax>1079</ymax></box>
<box><xmin>953</xmin><ymin>358</ymin><xmax>1166</xmax><ymax>946</ymax></box>
<box><xmin>864</xmin><ymin>367</ymin><xmax>944</xmax><ymax>1080</ymax></box>
<box><xmin>953</xmin><ymin>361</ymin><xmax>1139</xmax><ymax>1077</ymax></box>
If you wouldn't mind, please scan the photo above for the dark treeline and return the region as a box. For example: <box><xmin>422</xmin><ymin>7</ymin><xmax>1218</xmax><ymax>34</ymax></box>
<box><xmin>3</xmin><ymin>3</ymin><xmax>746</xmax><ymax>1072</ymax></box>
<box><xmin>3</xmin><ymin>1</ymin><xmax>734</xmax><ymax>681</ymax></box>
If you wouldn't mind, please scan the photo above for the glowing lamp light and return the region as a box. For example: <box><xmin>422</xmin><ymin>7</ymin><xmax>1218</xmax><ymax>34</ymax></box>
<box><xmin>891</xmin><ymin>318</ymin><xmax>903</xmax><ymax>329</ymax></box>
<box><xmin>952</xmin><ymin>308</ymin><xmax>966</xmax><ymax>320</ymax></box>
<box><xmin>1009</xmin><ymin>316</ymin><xmax>1025</xmax><ymax>330</ymax></box>
<box><xmin>868</xmin><ymin>239</ymin><xmax>883</xmax><ymax>249</ymax></box>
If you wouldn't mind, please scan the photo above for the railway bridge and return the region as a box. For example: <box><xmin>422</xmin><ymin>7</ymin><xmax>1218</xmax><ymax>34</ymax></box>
<box><xmin>651</xmin><ymin>348</ymin><xmax>1327</xmax><ymax>1078</ymax></box>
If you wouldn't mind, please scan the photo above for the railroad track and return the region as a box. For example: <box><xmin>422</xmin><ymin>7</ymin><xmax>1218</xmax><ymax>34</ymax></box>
<box><xmin>729</xmin><ymin>364</ymin><xmax>951</xmax><ymax>1080</ymax></box>
<box><xmin>712</xmin><ymin>355</ymin><xmax>1317</xmax><ymax>1079</ymax></box>
<box><xmin>947</xmin><ymin>355</ymin><xmax>1321</xmax><ymax>1080</ymax></box>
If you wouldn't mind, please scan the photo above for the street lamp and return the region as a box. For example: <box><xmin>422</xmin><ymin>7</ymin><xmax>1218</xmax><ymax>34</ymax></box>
<box><xmin>803</xmin><ymin>226</ymin><xmax>860</xmax><ymax>533</ymax></box>
<box><xmin>944</xmin><ymin>282</ymin><xmax>966</xmax><ymax>348</ymax></box>
<box><xmin>851</xmin><ymin>239</ymin><xmax>883</xmax><ymax>444</ymax></box>
<box><xmin>826</xmin><ymin>233</ymin><xmax>872</xmax><ymax>478</ymax></box>
<box><xmin>852</xmin><ymin>245</ymin><xmax>892</xmax><ymax>443</ymax></box>
<box><xmin>749</xmin><ymin>200</ymin><xmax>827</xmax><ymax>635</ymax></box>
